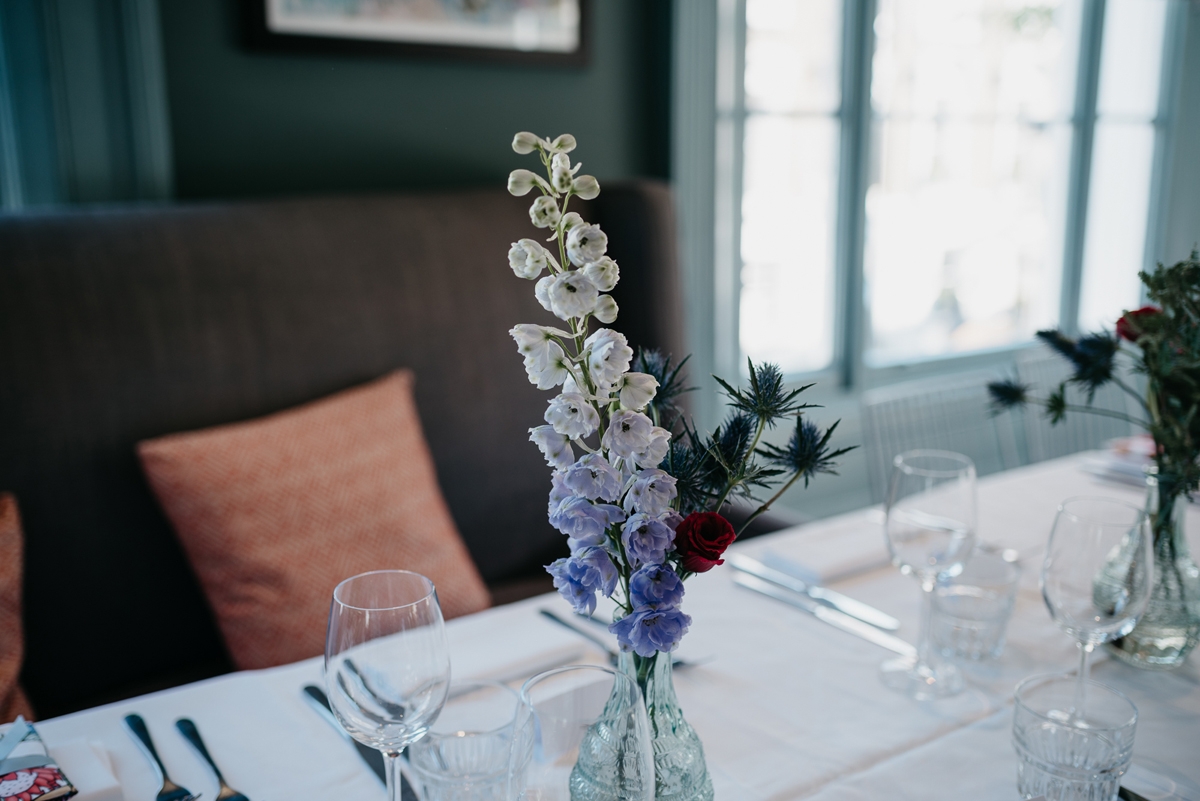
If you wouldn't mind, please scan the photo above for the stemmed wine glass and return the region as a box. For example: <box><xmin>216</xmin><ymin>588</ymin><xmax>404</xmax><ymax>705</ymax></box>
<box><xmin>883</xmin><ymin>450</ymin><xmax>978</xmax><ymax>699</ymax></box>
<box><xmin>326</xmin><ymin>570</ymin><xmax>451</xmax><ymax>801</ymax></box>
<box><xmin>1042</xmin><ymin>497</ymin><xmax>1153</xmax><ymax>720</ymax></box>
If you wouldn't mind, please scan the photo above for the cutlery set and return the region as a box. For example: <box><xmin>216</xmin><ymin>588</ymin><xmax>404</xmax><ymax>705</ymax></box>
<box><xmin>123</xmin><ymin>714</ymin><xmax>249</xmax><ymax>801</ymax></box>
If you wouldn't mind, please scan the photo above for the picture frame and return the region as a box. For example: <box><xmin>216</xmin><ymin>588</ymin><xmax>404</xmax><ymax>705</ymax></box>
<box><xmin>242</xmin><ymin>0</ymin><xmax>589</xmax><ymax>66</ymax></box>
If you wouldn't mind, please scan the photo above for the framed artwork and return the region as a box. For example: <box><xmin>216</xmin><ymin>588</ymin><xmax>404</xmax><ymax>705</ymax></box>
<box><xmin>243</xmin><ymin>0</ymin><xmax>589</xmax><ymax>66</ymax></box>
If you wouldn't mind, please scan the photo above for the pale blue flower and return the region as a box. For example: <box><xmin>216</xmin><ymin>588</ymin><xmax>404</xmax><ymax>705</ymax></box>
<box><xmin>550</xmin><ymin>496</ymin><xmax>625</xmax><ymax>546</ymax></box>
<box><xmin>623</xmin><ymin>469</ymin><xmax>677</xmax><ymax>516</ymax></box>
<box><xmin>629</xmin><ymin>564</ymin><xmax>684</xmax><ymax>609</ymax></box>
<box><xmin>610</xmin><ymin>606</ymin><xmax>692</xmax><ymax>657</ymax></box>
<box><xmin>547</xmin><ymin>548</ymin><xmax>619</xmax><ymax>616</ymax></box>
<box><xmin>548</xmin><ymin>471</ymin><xmax>572</xmax><ymax>515</ymax></box>
<box><xmin>529</xmin><ymin>425</ymin><xmax>573</xmax><ymax>469</ymax></box>
<box><xmin>563</xmin><ymin>453</ymin><xmax>623</xmax><ymax>501</ymax></box>
<box><xmin>621</xmin><ymin>513</ymin><xmax>675</xmax><ymax>567</ymax></box>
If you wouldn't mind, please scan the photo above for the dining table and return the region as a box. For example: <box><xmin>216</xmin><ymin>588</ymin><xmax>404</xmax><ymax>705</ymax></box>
<box><xmin>30</xmin><ymin>452</ymin><xmax>1200</xmax><ymax>801</ymax></box>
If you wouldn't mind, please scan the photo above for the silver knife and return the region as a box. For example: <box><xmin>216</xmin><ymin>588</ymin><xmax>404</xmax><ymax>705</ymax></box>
<box><xmin>733</xmin><ymin>572</ymin><xmax>917</xmax><ymax>657</ymax></box>
<box><xmin>728</xmin><ymin>553</ymin><xmax>901</xmax><ymax>631</ymax></box>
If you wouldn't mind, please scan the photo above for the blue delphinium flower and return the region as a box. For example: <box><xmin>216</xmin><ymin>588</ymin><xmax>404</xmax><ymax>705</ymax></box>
<box><xmin>548</xmin><ymin>471</ymin><xmax>572</xmax><ymax>515</ymax></box>
<box><xmin>629</xmin><ymin>564</ymin><xmax>684</xmax><ymax>609</ymax></box>
<box><xmin>621</xmin><ymin>513</ymin><xmax>675</xmax><ymax>567</ymax></box>
<box><xmin>547</xmin><ymin>548</ymin><xmax>619</xmax><ymax>616</ymax></box>
<box><xmin>623</xmin><ymin>469</ymin><xmax>678</xmax><ymax>516</ymax></box>
<box><xmin>549</xmin><ymin>496</ymin><xmax>625</xmax><ymax>546</ymax></box>
<box><xmin>610</xmin><ymin>606</ymin><xmax>692</xmax><ymax>656</ymax></box>
<box><xmin>563</xmin><ymin>453</ymin><xmax>623</xmax><ymax>501</ymax></box>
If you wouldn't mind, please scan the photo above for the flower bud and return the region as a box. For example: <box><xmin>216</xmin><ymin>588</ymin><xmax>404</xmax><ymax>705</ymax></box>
<box><xmin>573</xmin><ymin>175</ymin><xmax>600</xmax><ymax>199</ymax></box>
<box><xmin>594</xmin><ymin>294</ymin><xmax>618</xmax><ymax>324</ymax></box>
<box><xmin>508</xmin><ymin>169</ymin><xmax>547</xmax><ymax>197</ymax></box>
<box><xmin>512</xmin><ymin>131</ymin><xmax>544</xmax><ymax>154</ymax></box>
<box><xmin>551</xmin><ymin>153</ymin><xmax>576</xmax><ymax>194</ymax></box>
<box><xmin>549</xmin><ymin>134</ymin><xmax>577</xmax><ymax>153</ymax></box>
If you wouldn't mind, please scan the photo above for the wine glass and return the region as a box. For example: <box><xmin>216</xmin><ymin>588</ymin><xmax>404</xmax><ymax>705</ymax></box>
<box><xmin>1043</xmin><ymin>497</ymin><xmax>1153</xmax><ymax>720</ymax></box>
<box><xmin>883</xmin><ymin>450</ymin><xmax>978</xmax><ymax>699</ymax></box>
<box><xmin>507</xmin><ymin>665</ymin><xmax>654</xmax><ymax>801</ymax></box>
<box><xmin>326</xmin><ymin>570</ymin><xmax>451</xmax><ymax>801</ymax></box>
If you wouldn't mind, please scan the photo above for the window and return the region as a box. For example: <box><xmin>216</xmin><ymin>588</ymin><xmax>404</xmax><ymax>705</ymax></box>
<box><xmin>723</xmin><ymin>0</ymin><xmax>1181</xmax><ymax>385</ymax></box>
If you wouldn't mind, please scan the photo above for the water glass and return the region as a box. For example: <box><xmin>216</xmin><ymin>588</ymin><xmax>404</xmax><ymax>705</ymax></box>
<box><xmin>1013</xmin><ymin>673</ymin><xmax>1137</xmax><ymax>801</ymax></box>
<box><xmin>931</xmin><ymin>545</ymin><xmax>1021</xmax><ymax>661</ymax></box>
<box><xmin>407</xmin><ymin>681</ymin><xmax>518</xmax><ymax>801</ymax></box>
<box><xmin>508</xmin><ymin>665</ymin><xmax>653</xmax><ymax>801</ymax></box>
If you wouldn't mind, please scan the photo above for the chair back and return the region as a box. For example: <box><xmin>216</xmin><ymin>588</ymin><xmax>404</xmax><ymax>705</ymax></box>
<box><xmin>861</xmin><ymin>371</ymin><xmax>1022</xmax><ymax>504</ymax></box>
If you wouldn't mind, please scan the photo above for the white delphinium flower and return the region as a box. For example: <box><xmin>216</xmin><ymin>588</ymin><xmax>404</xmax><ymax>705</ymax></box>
<box><xmin>509</xmin><ymin>239</ymin><xmax>553</xmax><ymax>280</ymax></box>
<box><xmin>530</xmin><ymin>196</ymin><xmax>561</xmax><ymax>228</ymax></box>
<box><xmin>551</xmin><ymin>153</ymin><xmax>580</xmax><ymax>194</ymax></box>
<box><xmin>512</xmin><ymin>131</ymin><xmax>546</xmax><ymax>154</ymax></box>
<box><xmin>547</xmin><ymin>271</ymin><xmax>599</xmax><ymax>320</ymax></box>
<box><xmin>530</xmin><ymin>425</ymin><xmax>574</xmax><ymax>469</ymax></box>
<box><xmin>566</xmin><ymin>223</ymin><xmax>608</xmax><ymax>267</ymax></box>
<box><xmin>524</xmin><ymin>342</ymin><xmax>569</xmax><ymax>390</ymax></box>
<box><xmin>508</xmin><ymin>169</ymin><xmax>550</xmax><ymax>197</ymax></box>
<box><xmin>633</xmin><ymin>426</ymin><xmax>671</xmax><ymax>469</ymax></box>
<box><xmin>534</xmin><ymin>275</ymin><xmax>555</xmax><ymax>313</ymax></box>
<box><xmin>601</xmin><ymin>410</ymin><xmax>655</xmax><ymax>461</ymax></box>
<box><xmin>510</xmin><ymin>323</ymin><xmax>556</xmax><ymax>363</ymax></box>
<box><xmin>582</xmin><ymin>257</ymin><xmax>619</xmax><ymax>292</ymax></box>
<box><xmin>593</xmin><ymin>295</ymin><xmax>618</xmax><ymax>324</ymax></box>
<box><xmin>616</xmin><ymin>372</ymin><xmax>658</xmax><ymax>411</ymax></box>
<box><xmin>585</xmin><ymin>329</ymin><xmax>633</xmax><ymax>386</ymax></box>
<box><xmin>563</xmin><ymin>453</ymin><xmax>623</xmax><ymax>501</ymax></box>
<box><xmin>560</xmin><ymin>212</ymin><xmax>584</xmax><ymax>236</ymax></box>
<box><xmin>623</xmin><ymin>469</ymin><xmax>678</xmax><ymax>516</ymax></box>
<box><xmin>573</xmin><ymin>175</ymin><xmax>600</xmax><ymax>200</ymax></box>
<box><xmin>545</xmin><ymin>392</ymin><xmax>600</xmax><ymax>439</ymax></box>
<box><xmin>548</xmin><ymin>134</ymin><xmax>577</xmax><ymax>153</ymax></box>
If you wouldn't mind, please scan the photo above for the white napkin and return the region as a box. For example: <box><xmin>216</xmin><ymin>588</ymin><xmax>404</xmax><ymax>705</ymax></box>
<box><xmin>47</xmin><ymin>740</ymin><xmax>123</xmax><ymax>801</ymax></box>
<box><xmin>744</xmin><ymin>508</ymin><xmax>893</xmax><ymax>584</ymax></box>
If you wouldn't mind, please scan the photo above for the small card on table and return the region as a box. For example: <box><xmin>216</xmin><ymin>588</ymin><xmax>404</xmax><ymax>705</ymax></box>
<box><xmin>0</xmin><ymin>717</ymin><xmax>77</xmax><ymax>801</ymax></box>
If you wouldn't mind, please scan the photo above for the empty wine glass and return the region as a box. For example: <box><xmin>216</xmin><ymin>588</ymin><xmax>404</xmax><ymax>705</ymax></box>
<box><xmin>507</xmin><ymin>665</ymin><xmax>654</xmax><ymax>801</ymax></box>
<box><xmin>1043</xmin><ymin>497</ymin><xmax>1153</xmax><ymax>720</ymax></box>
<box><xmin>883</xmin><ymin>450</ymin><xmax>977</xmax><ymax>699</ymax></box>
<box><xmin>326</xmin><ymin>570</ymin><xmax>451</xmax><ymax>801</ymax></box>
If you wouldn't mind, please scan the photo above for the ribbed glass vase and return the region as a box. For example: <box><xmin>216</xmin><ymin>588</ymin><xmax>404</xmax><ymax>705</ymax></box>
<box><xmin>619</xmin><ymin>650</ymin><xmax>713</xmax><ymax>801</ymax></box>
<box><xmin>1103</xmin><ymin>470</ymin><xmax>1200</xmax><ymax>669</ymax></box>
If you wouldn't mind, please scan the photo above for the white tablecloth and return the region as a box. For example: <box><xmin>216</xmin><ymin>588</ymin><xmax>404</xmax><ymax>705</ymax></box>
<box><xmin>35</xmin><ymin>454</ymin><xmax>1200</xmax><ymax>800</ymax></box>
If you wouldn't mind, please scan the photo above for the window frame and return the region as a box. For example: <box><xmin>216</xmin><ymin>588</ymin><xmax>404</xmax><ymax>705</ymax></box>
<box><xmin>680</xmin><ymin>0</ymin><xmax>1189</xmax><ymax>430</ymax></box>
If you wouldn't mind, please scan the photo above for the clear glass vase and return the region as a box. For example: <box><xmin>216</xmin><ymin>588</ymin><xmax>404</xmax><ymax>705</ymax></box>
<box><xmin>1102</xmin><ymin>470</ymin><xmax>1200</xmax><ymax>669</ymax></box>
<box><xmin>571</xmin><ymin>649</ymin><xmax>713</xmax><ymax>801</ymax></box>
<box><xmin>620</xmin><ymin>651</ymin><xmax>713</xmax><ymax>801</ymax></box>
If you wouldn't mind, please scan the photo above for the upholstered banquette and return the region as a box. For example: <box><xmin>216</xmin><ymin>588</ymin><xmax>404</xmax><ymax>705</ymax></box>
<box><xmin>0</xmin><ymin>183</ymin><xmax>683</xmax><ymax>716</ymax></box>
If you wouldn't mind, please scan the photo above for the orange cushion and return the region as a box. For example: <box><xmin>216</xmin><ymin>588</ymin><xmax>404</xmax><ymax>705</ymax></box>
<box><xmin>0</xmin><ymin>494</ymin><xmax>35</xmax><ymax>722</ymax></box>
<box><xmin>138</xmin><ymin>370</ymin><xmax>490</xmax><ymax>670</ymax></box>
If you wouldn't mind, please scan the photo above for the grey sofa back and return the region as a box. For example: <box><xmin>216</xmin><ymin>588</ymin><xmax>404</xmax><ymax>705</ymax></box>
<box><xmin>0</xmin><ymin>183</ymin><xmax>682</xmax><ymax>716</ymax></box>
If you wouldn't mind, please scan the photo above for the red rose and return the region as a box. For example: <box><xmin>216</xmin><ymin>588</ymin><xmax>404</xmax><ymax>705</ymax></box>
<box><xmin>673</xmin><ymin>512</ymin><xmax>736</xmax><ymax>573</ymax></box>
<box><xmin>1116</xmin><ymin>305</ymin><xmax>1160</xmax><ymax>342</ymax></box>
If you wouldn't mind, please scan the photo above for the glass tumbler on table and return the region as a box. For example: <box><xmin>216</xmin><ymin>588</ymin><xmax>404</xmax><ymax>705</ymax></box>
<box><xmin>326</xmin><ymin>569</ymin><xmax>451</xmax><ymax>801</ymax></box>
<box><xmin>1042</xmin><ymin>497</ymin><xmax>1152</xmax><ymax>721</ymax></box>
<box><xmin>407</xmin><ymin>681</ymin><xmax>518</xmax><ymax>801</ymax></box>
<box><xmin>883</xmin><ymin>449</ymin><xmax>978</xmax><ymax>699</ymax></box>
<box><xmin>508</xmin><ymin>665</ymin><xmax>654</xmax><ymax>801</ymax></box>
<box><xmin>930</xmin><ymin>544</ymin><xmax>1021</xmax><ymax>661</ymax></box>
<box><xmin>1013</xmin><ymin>673</ymin><xmax>1137</xmax><ymax>801</ymax></box>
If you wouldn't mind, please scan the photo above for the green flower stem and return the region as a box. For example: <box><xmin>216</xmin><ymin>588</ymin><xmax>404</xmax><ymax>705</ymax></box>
<box><xmin>712</xmin><ymin>417</ymin><xmax>768</xmax><ymax>512</ymax></box>
<box><xmin>735</xmin><ymin>469</ymin><xmax>804</xmax><ymax>538</ymax></box>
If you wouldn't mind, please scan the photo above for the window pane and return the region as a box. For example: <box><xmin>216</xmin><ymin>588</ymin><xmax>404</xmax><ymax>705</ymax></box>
<box><xmin>1077</xmin><ymin>122</ymin><xmax>1156</xmax><ymax>331</ymax></box>
<box><xmin>864</xmin><ymin>0</ymin><xmax>1079</xmax><ymax>366</ymax></box>
<box><xmin>745</xmin><ymin>0</ymin><xmax>842</xmax><ymax>115</ymax></box>
<box><xmin>1095</xmin><ymin>0</ymin><xmax>1169</xmax><ymax>119</ymax></box>
<box><xmin>740</xmin><ymin>115</ymin><xmax>839</xmax><ymax>374</ymax></box>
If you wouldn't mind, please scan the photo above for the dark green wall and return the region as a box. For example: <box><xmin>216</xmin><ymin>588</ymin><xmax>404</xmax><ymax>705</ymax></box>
<box><xmin>159</xmin><ymin>1</ymin><xmax>671</xmax><ymax>200</ymax></box>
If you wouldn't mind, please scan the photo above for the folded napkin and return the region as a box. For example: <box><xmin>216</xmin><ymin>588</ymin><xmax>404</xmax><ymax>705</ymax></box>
<box><xmin>749</xmin><ymin>508</ymin><xmax>893</xmax><ymax>584</ymax></box>
<box><xmin>0</xmin><ymin>717</ymin><xmax>77</xmax><ymax>801</ymax></box>
<box><xmin>46</xmin><ymin>742</ymin><xmax>122</xmax><ymax>801</ymax></box>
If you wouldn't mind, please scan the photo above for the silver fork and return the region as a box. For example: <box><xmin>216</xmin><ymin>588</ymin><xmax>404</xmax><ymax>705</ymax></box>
<box><xmin>175</xmin><ymin>718</ymin><xmax>251</xmax><ymax>801</ymax></box>
<box><xmin>123</xmin><ymin>714</ymin><xmax>198</xmax><ymax>801</ymax></box>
